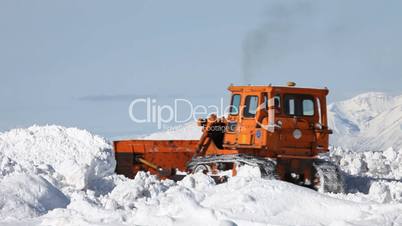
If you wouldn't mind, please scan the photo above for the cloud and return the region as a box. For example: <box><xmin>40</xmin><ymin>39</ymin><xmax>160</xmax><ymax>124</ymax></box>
<box><xmin>76</xmin><ymin>93</ymin><xmax>215</xmax><ymax>102</ymax></box>
<box><xmin>77</xmin><ymin>94</ymin><xmax>157</xmax><ymax>102</ymax></box>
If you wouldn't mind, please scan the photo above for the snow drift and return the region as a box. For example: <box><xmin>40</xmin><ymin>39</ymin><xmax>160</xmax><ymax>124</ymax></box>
<box><xmin>0</xmin><ymin>125</ymin><xmax>115</xmax><ymax>190</ymax></box>
<box><xmin>0</xmin><ymin>125</ymin><xmax>115</xmax><ymax>220</ymax></box>
<box><xmin>0</xmin><ymin>172</ymin><xmax>69</xmax><ymax>220</ymax></box>
<box><xmin>40</xmin><ymin>172</ymin><xmax>402</xmax><ymax>226</ymax></box>
<box><xmin>0</xmin><ymin>124</ymin><xmax>401</xmax><ymax>225</ymax></box>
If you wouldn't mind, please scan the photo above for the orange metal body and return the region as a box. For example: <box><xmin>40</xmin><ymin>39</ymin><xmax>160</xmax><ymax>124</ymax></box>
<box><xmin>114</xmin><ymin>140</ymin><xmax>198</xmax><ymax>178</ymax></box>
<box><xmin>114</xmin><ymin>84</ymin><xmax>332</xmax><ymax>182</ymax></box>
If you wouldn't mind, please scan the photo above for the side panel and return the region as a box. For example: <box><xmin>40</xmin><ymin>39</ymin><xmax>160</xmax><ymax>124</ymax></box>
<box><xmin>114</xmin><ymin>140</ymin><xmax>198</xmax><ymax>178</ymax></box>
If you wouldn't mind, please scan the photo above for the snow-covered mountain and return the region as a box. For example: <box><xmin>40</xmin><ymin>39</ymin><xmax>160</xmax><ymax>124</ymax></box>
<box><xmin>329</xmin><ymin>92</ymin><xmax>402</xmax><ymax>151</ymax></box>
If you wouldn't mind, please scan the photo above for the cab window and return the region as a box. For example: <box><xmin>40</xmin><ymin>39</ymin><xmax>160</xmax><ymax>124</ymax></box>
<box><xmin>284</xmin><ymin>95</ymin><xmax>315</xmax><ymax>116</ymax></box>
<box><xmin>274</xmin><ymin>95</ymin><xmax>281</xmax><ymax>114</ymax></box>
<box><xmin>287</xmin><ymin>97</ymin><xmax>295</xmax><ymax>115</ymax></box>
<box><xmin>244</xmin><ymin>96</ymin><xmax>258</xmax><ymax>118</ymax></box>
<box><xmin>229</xmin><ymin>94</ymin><xmax>241</xmax><ymax>115</ymax></box>
<box><xmin>263</xmin><ymin>94</ymin><xmax>281</xmax><ymax>114</ymax></box>
<box><xmin>302</xmin><ymin>99</ymin><xmax>314</xmax><ymax>116</ymax></box>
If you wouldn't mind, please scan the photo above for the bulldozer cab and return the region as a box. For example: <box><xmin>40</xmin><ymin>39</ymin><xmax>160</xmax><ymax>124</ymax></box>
<box><xmin>223</xmin><ymin>83</ymin><xmax>330</xmax><ymax>157</ymax></box>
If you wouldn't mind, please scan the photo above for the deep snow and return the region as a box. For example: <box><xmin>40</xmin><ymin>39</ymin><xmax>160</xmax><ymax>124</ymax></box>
<box><xmin>0</xmin><ymin>126</ymin><xmax>400</xmax><ymax>226</ymax></box>
<box><xmin>0</xmin><ymin>125</ymin><xmax>115</xmax><ymax>220</ymax></box>
<box><xmin>0</xmin><ymin>92</ymin><xmax>402</xmax><ymax>226</ymax></box>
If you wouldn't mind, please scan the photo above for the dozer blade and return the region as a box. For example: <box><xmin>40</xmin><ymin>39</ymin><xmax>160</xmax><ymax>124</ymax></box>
<box><xmin>113</xmin><ymin>140</ymin><xmax>198</xmax><ymax>179</ymax></box>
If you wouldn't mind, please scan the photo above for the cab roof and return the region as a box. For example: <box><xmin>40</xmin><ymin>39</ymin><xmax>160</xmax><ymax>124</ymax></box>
<box><xmin>228</xmin><ymin>85</ymin><xmax>329</xmax><ymax>96</ymax></box>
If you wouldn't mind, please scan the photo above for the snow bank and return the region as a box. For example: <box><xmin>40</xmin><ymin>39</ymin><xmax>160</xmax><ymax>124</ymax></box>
<box><xmin>0</xmin><ymin>153</ymin><xmax>70</xmax><ymax>219</ymax></box>
<box><xmin>41</xmin><ymin>172</ymin><xmax>402</xmax><ymax>226</ymax></box>
<box><xmin>0</xmin><ymin>125</ymin><xmax>114</xmax><ymax>220</ymax></box>
<box><xmin>1</xmin><ymin>123</ymin><xmax>402</xmax><ymax>225</ymax></box>
<box><xmin>330</xmin><ymin>146</ymin><xmax>402</xmax><ymax>203</ymax></box>
<box><xmin>106</xmin><ymin>172</ymin><xmax>174</xmax><ymax>210</ymax></box>
<box><xmin>331</xmin><ymin>147</ymin><xmax>402</xmax><ymax>180</ymax></box>
<box><xmin>0</xmin><ymin>125</ymin><xmax>115</xmax><ymax>190</ymax></box>
<box><xmin>0</xmin><ymin>173</ymin><xmax>69</xmax><ymax>220</ymax></box>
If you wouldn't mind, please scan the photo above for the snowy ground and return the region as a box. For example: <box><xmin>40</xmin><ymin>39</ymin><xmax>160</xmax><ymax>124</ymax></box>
<box><xmin>0</xmin><ymin>125</ymin><xmax>401</xmax><ymax>226</ymax></box>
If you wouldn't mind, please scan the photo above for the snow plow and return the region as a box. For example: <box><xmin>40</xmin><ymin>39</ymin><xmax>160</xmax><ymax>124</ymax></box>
<box><xmin>114</xmin><ymin>83</ymin><xmax>344</xmax><ymax>193</ymax></box>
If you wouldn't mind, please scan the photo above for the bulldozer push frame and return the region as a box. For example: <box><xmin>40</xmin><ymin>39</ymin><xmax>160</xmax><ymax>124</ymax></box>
<box><xmin>114</xmin><ymin>82</ymin><xmax>344</xmax><ymax>193</ymax></box>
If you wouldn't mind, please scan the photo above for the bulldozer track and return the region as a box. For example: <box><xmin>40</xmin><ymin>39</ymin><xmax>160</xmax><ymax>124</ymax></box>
<box><xmin>313</xmin><ymin>159</ymin><xmax>345</xmax><ymax>193</ymax></box>
<box><xmin>187</xmin><ymin>154</ymin><xmax>277</xmax><ymax>179</ymax></box>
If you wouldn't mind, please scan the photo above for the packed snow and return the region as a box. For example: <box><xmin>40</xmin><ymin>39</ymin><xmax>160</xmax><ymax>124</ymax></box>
<box><xmin>0</xmin><ymin>92</ymin><xmax>402</xmax><ymax>226</ymax></box>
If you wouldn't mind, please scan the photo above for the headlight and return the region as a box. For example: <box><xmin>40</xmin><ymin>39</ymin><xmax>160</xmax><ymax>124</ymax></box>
<box><xmin>293</xmin><ymin>129</ymin><xmax>302</xmax><ymax>139</ymax></box>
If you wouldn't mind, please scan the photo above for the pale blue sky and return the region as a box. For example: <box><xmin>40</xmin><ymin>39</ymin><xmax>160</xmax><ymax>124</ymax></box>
<box><xmin>1</xmin><ymin>0</ymin><xmax>402</xmax><ymax>138</ymax></box>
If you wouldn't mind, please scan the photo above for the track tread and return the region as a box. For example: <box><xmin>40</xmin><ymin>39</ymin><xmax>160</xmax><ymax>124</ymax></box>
<box><xmin>187</xmin><ymin>154</ymin><xmax>277</xmax><ymax>179</ymax></box>
<box><xmin>313</xmin><ymin>159</ymin><xmax>345</xmax><ymax>193</ymax></box>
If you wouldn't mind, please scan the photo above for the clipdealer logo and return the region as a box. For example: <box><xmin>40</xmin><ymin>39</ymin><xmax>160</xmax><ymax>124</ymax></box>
<box><xmin>128</xmin><ymin>97</ymin><xmax>231</xmax><ymax>129</ymax></box>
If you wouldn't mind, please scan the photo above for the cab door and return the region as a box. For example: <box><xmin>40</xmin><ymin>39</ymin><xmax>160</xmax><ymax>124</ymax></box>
<box><xmin>278</xmin><ymin>94</ymin><xmax>318</xmax><ymax>154</ymax></box>
<box><xmin>237</xmin><ymin>94</ymin><xmax>260</xmax><ymax>145</ymax></box>
<box><xmin>224</xmin><ymin>93</ymin><xmax>242</xmax><ymax>145</ymax></box>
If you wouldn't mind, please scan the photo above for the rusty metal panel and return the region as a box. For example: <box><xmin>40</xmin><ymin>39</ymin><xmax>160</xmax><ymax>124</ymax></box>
<box><xmin>113</xmin><ymin>140</ymin><xmax>198</xmax><ymax>178</ymax></box>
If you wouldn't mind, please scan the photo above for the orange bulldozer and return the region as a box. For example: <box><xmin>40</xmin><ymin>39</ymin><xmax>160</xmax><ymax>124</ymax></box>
<box><xmin>114</xmin><ymin>83</ymin><xmax>344</xmax><ymax>193</ymax></box>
